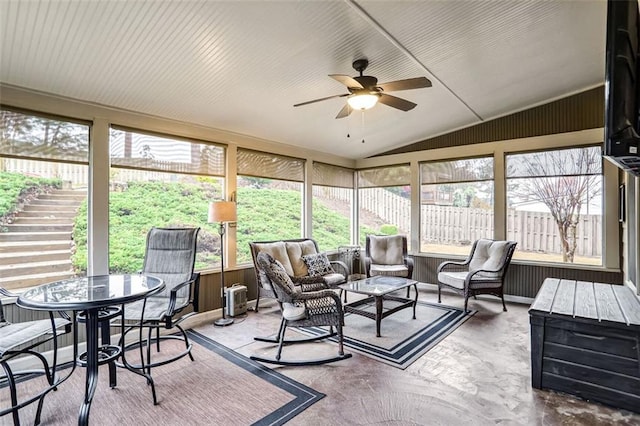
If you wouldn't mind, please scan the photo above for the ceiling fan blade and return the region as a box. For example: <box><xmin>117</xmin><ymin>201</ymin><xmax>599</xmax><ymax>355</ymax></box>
<box><xmin>329</xmin><ymin>74</ymin><xmax>364</xmax><ymax>89</ymax></box>
<box><xmin>294</xmin><ymin>93</ymin><xmax>348</xmax><ymax>107</ymax></box>
<box><xmin>377</xmin><ymin>77</ymin><xmax>432</xmax><ymax>92</ymax></box>
<box><xmin>378</xmin><ymin>93</ymin><xmax>417</xmax><ymax>111</ymax></box>
<box><xmin>335</xmin><ymin>103</ymin><xmax>352</xmax><ymax>119</ymax></box>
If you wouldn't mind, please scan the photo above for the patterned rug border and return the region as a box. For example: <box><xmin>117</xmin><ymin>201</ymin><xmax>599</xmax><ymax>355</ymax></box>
<box><xmin>187</xmin><ymin>330</ymin><xmax>325</xmax><ymax>426</ymax></box>
<box><xmin>298</xmin><ymin>301</ymin><xmax>475</xmax><ymax>369</ymax></box>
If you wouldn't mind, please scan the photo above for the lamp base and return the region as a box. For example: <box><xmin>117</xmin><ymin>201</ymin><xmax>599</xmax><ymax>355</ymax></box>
<box><xmin>214</xmin><ymin>317</ymin><xmax>234</xmax><ymax>327</ymax></box>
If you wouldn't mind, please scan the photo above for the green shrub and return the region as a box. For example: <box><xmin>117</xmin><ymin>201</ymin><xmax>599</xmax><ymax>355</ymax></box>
<box><xmin>379</xmin><ymin>224</ymin><xmax>398</xmax><ymax>235</ymax></box>
<box><xmin>0</xmin><ymin>171</ymin><xmax>61</xmax><ymax>219</ymax></box>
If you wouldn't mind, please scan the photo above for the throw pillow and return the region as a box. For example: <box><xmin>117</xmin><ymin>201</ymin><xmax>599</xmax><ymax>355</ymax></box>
<box><xmin>302</xmin><ymin>253</ymin><xmax>334</xmax><ymax>277</ymax></box>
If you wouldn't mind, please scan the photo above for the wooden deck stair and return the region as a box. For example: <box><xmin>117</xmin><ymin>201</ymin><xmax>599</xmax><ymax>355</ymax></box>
<box><xmin>0</xmin><ymin>189</ymin><xmax>85</xmax><ymax>289</ymax></box>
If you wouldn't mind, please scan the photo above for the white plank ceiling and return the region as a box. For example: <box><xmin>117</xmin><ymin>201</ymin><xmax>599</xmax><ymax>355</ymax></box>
<box><xmin>0</xmin><ymin>0</ymin><xmax>606</xmax><ymax>159</ymax></box>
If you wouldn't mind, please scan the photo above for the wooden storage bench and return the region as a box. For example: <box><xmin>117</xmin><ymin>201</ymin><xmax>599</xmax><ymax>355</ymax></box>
<box><xmin>529</xmin><ymin>278</ymin><xmax>640</xmax><ymax>413</ymax></box>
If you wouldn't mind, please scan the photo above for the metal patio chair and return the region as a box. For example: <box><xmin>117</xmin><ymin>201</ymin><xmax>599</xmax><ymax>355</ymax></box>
<box><xmin>0</xmin><ymin>288</ymin><xmax>73</xmax><ymax>425</ymax></box>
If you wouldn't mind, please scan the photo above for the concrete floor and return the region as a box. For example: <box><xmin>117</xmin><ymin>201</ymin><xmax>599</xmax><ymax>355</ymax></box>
<box><xmin>195</xmin><ymin>287</ymin><xmax>640</xmax><ymax>426</ymax></box>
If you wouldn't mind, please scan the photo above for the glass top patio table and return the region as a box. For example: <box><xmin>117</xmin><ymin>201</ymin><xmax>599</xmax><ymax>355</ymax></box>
<box><xmin>17</xmin><ymin>274</ymin><xmax>164</xmax><ymax>426</ymax></box>
<box><xmin>338</xmin><ymin>275</ymin><xmax>417</xmax><ymax>296</ymax></box>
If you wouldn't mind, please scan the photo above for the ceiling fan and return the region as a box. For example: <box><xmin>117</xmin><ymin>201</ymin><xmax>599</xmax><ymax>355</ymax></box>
<box><xmin>294</xmin><ymin>59</ymin><xmax>432</xmax><ymax>119</ymax></box>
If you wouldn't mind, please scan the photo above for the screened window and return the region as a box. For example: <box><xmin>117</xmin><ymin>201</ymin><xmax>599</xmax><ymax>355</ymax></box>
<box><xmin>358</xmin><ymin>164</ymin><xmax>411</xmax><ymax>247</ymax></box>
<box><xmin>0</xmin><ymin>108</ymin><xmax>89</xmax><ymax>289</ymax></box>
<box><xmin>312</xmin><ymin>162</ymin><xmax>354</xmax><ymax>249</ymax></box>
<box><xmin>109</xmin><ymin>127</ymin><xmax>225</xmax><ymax>272</ymax></box>
<box><xmin>420</xmin><ymin>157</ymin><xmax>494</xmax><ymax>255</ymax></box>
<box><xmin>236</xmin><ymin>148</ymin><xmax>304</xmax><ymax>263</ymax></box>
<box><xmin>506</xmin><ymin>146</ymin><xmax>603</xmax><ymax>265</ymax></box>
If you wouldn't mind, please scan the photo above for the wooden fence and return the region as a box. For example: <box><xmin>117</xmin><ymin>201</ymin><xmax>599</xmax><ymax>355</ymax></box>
<box><xmin>2</xmin><ymin>158</ymin><xmax>167</xmax><ymax>186</ymax></box>
<box><xmin>314</xmin><ymin>186</ymin><xmax>602</xmax><ymax>257</ymax></box>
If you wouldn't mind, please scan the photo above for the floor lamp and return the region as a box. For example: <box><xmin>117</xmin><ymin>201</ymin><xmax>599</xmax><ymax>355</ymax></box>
<box><xmin>208</xmin><ymin>200</ymin><xmax>237</xmax><ymax>327</ymax></box>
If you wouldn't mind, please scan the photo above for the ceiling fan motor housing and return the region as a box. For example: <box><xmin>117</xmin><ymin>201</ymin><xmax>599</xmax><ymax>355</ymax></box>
<box><xmin>353</xmin><ymin>75</ymin><xmax>379</xmax><ymax>92</ymax></box>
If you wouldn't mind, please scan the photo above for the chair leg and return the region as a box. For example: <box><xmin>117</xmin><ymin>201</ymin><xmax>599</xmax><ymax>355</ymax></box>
<box><xmin>176</xmin><ymin>324</ymin><xmax>195</xmax><ymax>362</ymax></box>
<box><xmin>146</xmin><ymin>326</ymin><xmax>154</xmax><ymax>376</ymax></box>
<box><xmin>337</xmin><ymin>322</ymin><xmax>345</xmax><ymax>356</ymax></box>
<box><xmin>2</xmin><ymin>362</ymin><xmax>20</xmax><ymax>426</ymax></box>
<box><xmin>437</xmin><ymin>285</ymin><xmax>442</xmax><ymax>303</ymax></box>
<box><xmin>501</xmin><ymin>292</ymin><xmax>507</xmax><ymax>312</ymax></box>
<box><xmin>255</xmin><ymin>288</ymin><xmax>261</xmax><ymax>312</ymax></box>
<box><xmin>275</xmin><ymin>319</ymin><xmax>287</xmax><ymax>361</ymax></box>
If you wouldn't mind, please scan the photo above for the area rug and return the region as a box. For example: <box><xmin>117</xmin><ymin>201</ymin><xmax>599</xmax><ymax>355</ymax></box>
<box><xmin>299</xmin><ymin>300</ymin><xmax>475</xmax><ymax>369</ymax></box>
<box><xmin>2</xmin><ymin>331</ymin><xmax>324</xmax><ymax>425</ymax></box>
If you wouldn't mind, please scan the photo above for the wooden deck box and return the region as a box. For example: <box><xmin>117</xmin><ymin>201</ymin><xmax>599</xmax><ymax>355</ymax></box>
<box><xmin>529</xmin><ymin>278</ymin><xmax>640</xmax><ymax>413</ymax></box>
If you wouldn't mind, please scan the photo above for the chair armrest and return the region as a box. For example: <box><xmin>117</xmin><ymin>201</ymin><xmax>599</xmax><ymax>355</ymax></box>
<box><xmin>329</xmin><ymin>260</ymin><xmax>349</xmax><ymax>276</ymax></box>
<box><xmin>466</xmin><ymin>268</ymin><xmax>505</xmax><ymax>282</ymax></box>
<box><xmin>167</xmin><ymin>274</ymin><xmax>199</xmax><ymax>317</ymax></box>
<box><xmin>404</xmin><ymin>256</ymin><xmax>414</xmax><ymax>277</ymax></box>
<box><xmin>292</xmin><ymin>275</ymin><xmax>324</xmax><ymax>285</ymax></box>
<box><xmin>364</xmin><ymin>257</ymin><xmax>372</xmax><ymax>277</ymax></box>
<box><xmin>291</xmin><ymin>275</ymin><xmax>328</xmax><ymax>292</ymax></box>
<box><xmin>437</xmin><ymin>260</ymin><xmax>470</xmax><ymax>273</ymax></box>
<box><xmin>0</xmin><ymin>287</ymin><xmax>18</xmax><ymax>298</ymax></box>
<box><xmin>295</xmin><ymin>289</ymin><xmax>340</xmax><ymax>301</ymax></box>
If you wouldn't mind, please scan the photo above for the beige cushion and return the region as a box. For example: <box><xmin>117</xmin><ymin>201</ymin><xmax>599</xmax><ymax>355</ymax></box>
<box><xmin>322</xmin><ymin>273</ymin><xmax>346</xmax><ymax>287</ymax></box>
<box><xmin>469</xmin><ymin>239</ymin><xmax>509</xmax><ymax>278</ymax></box>
<box><xmin>282</xmin><ymin>303</ymin><xmax>307</xmax><ymax>321</ymax></box>
<box><xmin>253</xmin><ymin>241</ymin><xmax>294</xmax><ymax>276</ymax></box>
<box><xmin>286</xmin><ymin>240</ymin><xmax>318</xmax><ymax>276</ymax></box>
<box><xmin>370</xmin><ymin>264</ymin><xmax>409</xmax><ymax>277</ymax></box>
<box><xmin>369</xmin><ymin>235</ymin><xmax>404</xmax><ymax>265</ymax></box>
<box><xmin>437</xmin><ymin>271</ymin><xmax>467</xmax><ymax>289</ymax></box>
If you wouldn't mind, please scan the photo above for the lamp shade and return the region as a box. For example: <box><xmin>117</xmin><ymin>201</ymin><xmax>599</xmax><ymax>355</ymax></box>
<box><xmin>208</xmin><ymin>201</ymin><xmax>237</xmax><ymax>223</ymax></box>
<box><xmin>347</xmin><ymin>93</ymin><xmax>379</xmax><ymax>110</ymax></box>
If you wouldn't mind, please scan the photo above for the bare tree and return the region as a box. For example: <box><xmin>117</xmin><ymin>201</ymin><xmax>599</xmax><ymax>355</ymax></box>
<box><xmin>509</xmin><ymin>147</ymin><xmax>602</xmax><ymax>262</ymax></box>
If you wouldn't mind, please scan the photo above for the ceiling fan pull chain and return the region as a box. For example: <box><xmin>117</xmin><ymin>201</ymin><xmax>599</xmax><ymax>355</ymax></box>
<box><xmin>361</xmin><ymin>110</ymin><xmax>365</xmax><ymax>143</ymax></box>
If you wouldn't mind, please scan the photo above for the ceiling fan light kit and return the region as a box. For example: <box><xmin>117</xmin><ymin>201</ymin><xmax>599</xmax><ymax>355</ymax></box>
<box><xmin>294</xmin><ymin>58</ymin><xmax>432</xmax><ymax>119</ymax></box>
<box><xmin>347</xmin><ymin>92</ymin><xmax>379</xmax><ymax>110</ymax></box>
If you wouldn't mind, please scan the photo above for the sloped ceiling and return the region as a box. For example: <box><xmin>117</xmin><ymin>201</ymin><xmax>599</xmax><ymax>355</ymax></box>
<box><xmin>0</xmin><ymin>0</ymin><xmax>606</xmax><ymax>159</ymax></box>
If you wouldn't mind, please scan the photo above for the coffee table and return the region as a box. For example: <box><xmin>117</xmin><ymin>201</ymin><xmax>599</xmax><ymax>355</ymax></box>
<box><xmin>338</xmin><ymin>276</ymin><xmax>418</xmax><ymax>337</ymax></box>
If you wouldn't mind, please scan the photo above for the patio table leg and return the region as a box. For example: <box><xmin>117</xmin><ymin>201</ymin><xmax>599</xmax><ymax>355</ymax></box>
<box><xmin>375</xmin><ymin>295</ymin><xmax>383</xmax><ymax>337</ymax></box>
<box><xmin>79</xmin><ymin>309</ymin><xmax>99</xmax><ymax>426</ymax></box>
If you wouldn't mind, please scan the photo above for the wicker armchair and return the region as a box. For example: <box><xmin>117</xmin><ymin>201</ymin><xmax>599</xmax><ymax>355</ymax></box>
<box><xmin>250</xmin><ymin>252</ymin><xmax>352</xmax><ymax>366</ymax></box>
<box><xmin>437</xmin><ymin>239</ymin><xmax>517</xmax><ymax>313</ymax></box>
<box><xmin>365</xmin><ymin>235</ymin><xmax>414</xmax><ymax>297</ymax></box>
<box><xmin>0</xmin><ymin>288</ymin><xmax>73</xmax><ymax>425</ymax></box>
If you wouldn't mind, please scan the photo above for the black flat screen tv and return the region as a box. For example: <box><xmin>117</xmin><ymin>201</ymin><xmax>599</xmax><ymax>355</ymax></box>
<box><xmin>605</xmin><ymin>0</ymin><xmax>640</xmax><ymax>176</ymax></box>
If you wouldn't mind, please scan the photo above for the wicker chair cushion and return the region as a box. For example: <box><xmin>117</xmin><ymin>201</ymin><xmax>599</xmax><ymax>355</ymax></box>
<box><xmin>370</xmin><ymin>264</ymin><xmax>409</xmax><ymax>277</ymax></box>
<box><xmin>252</xmin><ymin>241</ymin><xmax>295</xmax><ymax>276</ymax></box>
<box><xmin>286</xmin><ymin>240</ymin><xmax>318</xmax><ymax>276</ymax></box>
<box><xmin>322</xmin><ymin>273</ymin><xmax>346</xmax><ymax>286</ymax></box>
<box><xmin>437</xmin><ymin>271</ymin><xmax>467</xmax><ymax>289</ymax></box>
<box><xmin>469</xmin><ymin>239</ymin><xmax>510</xmax><ymax>278</ymax></box>
<box><xmin>368</xmin><ymin>235</ymin><xmax>404</xmax><ymax>265</ymax></box>
<box><xmin>282</xmin><ymin>303</ymin><xmax>307</xmax><ymax>320</ymax></box>
<box><xmin>302</xmin><ymin>253</ymin><xmax>334</xmax><ymax>277</ymax></box>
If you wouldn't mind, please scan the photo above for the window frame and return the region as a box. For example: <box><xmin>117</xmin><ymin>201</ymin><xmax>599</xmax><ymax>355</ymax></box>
<box><xmin>504</xmin><ymin>144</ymin><xmax>604</xmax><ymax>266</ymax></box>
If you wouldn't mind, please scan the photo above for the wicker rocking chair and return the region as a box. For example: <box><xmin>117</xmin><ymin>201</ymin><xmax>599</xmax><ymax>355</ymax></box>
<box><xmin>250</xmin><ymin>252</ymin><xmax>352</xmax><ymax>366</ymax></box>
